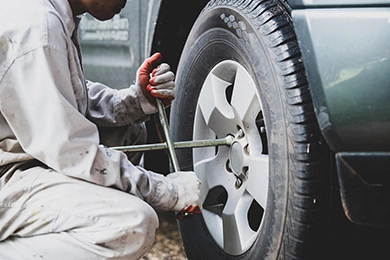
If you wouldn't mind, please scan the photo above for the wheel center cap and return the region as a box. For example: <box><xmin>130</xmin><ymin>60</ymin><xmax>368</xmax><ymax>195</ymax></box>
<box><xmin>230</xmin><ymin>141</ymin><xmax>244</xmax><ymax>174</ymax></box>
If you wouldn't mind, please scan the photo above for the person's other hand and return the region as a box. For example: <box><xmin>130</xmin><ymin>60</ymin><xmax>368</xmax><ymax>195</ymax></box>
<box><xmin>136</xmin><ymin>53</ymin><xmax>175</xmax><ymax>107</ymax></box>
<box><xmin>167</xmin><ymin>171</ymin><xmax>202</xmax><ymax>213</ymax></box>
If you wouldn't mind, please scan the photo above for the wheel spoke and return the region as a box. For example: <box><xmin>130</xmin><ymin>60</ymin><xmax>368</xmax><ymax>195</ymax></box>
<box><xmin>223</xmin><ymin>183</ymin><xmax>245</xmax><ymax>215</ymax></box>
<box><xmin>222</xmin><ymin>193</ymin><xmax>257</xmax><ymax>255</ymax></box>
<box><xmin>246</xmin><ymin>156</ymin><xmax>269</xmax><ymax>208</ymax></box>
<box><xmin>198</xmin><ymin>73</ymin><xmax>239</xmax><ymax>136</ymax></box>
<box><xmin>222</xmin><ymin>213</ymin><xmax>243</xmax><ymax>254</ymax></box>
<box><xmin>231</xmin><ymin>64</ymin><xmax>260</xmax><ymax>123</ymax></box>
<box><xmin>194</xmin><ymin>150</ymin><xmax>232</xmax><ymax>202</ymax></box>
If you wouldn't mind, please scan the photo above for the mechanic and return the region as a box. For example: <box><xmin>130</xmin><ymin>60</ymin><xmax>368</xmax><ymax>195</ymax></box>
<box><xmin>0</xmin><ymin>0</ymin><xmax>201</xmax><ymax>259</ymax></box>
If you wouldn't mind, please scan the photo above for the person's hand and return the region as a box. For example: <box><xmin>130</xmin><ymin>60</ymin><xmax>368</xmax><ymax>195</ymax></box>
<box><xmin>136</xmin><ymin>52</ymin><xmax>175</xmax><ymax>107</ymax></box>
<box><xmin>167</xmin><ymin>171</ymin><xmax>202</xmax><ymax>213</ymax></box>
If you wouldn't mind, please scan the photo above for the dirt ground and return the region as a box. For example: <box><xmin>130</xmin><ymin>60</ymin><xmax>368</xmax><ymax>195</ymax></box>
<box><xmin>141</xmin><ymin>212</ymin><xmax>188</xmax><ymax>260</ymax></box>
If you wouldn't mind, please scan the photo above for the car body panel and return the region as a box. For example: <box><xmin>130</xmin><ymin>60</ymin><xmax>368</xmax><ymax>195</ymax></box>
<box><xmin>292</xmin><ymin>6</ymin><xmax>390</xmax><ymax>227</ymax></box>
<box><xmin>79</xmin><ymin>0</ymin><xmax>161</xmax><ymax>89</ymax></box>
<box><xmin>336</xmin><ymin>152</ymin><xmax>390</xmax><ymax>227</ymax></box>
<box><xmin>292</xmin><ymin>8</ymin><xmax>390</xmax><ymax>152</ymax></box>
<box><xmin>289</xmin><ymin>0</ymin><xmax>390</xmax><ymax>8</ymax></box>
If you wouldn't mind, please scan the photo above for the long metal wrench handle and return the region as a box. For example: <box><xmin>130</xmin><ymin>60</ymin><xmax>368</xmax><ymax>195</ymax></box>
<box><xmin>110</xmin><ymin>136</ymin><xmax>233</xmax><ymax>153</ymax></box>
<box><xmin>156</xmin><ymin>99</ymin><xmax>201</xmax><ymax>219</ymax></box>
<box><xmin>156</xmin><ymin>99</ymin><xmax>180</xmax><ymax>172</ymax></box>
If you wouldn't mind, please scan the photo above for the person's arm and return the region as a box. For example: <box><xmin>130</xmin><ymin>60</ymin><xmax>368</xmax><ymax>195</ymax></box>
<box><xmin>1</xmin><ymin>46</ymin><xmax>200</xmax><ymax>212</ymax></box>
<box><xmin>86</xmin><ymin>53</ymin><xmax>175</xmax><ymax>127</ymax></box>
<box><xmin>1</xmin><ymin>46</ymin><xmax>176</xmax><ymax>205</ymax></box>
<box><xmin>85</xmin><ymin>81</ymin><xmax>151</xmax><ymax>127</ymax></box>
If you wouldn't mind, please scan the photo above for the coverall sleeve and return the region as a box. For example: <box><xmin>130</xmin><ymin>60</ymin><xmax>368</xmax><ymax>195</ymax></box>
<box><xmin>0</xmin><ymin>46</ymin><xmax>178</xmax><ymax>210</ymax></box>
<box><xmin>85</xmin><ymin>80</ymin><xmax>151</xmax><ymax>127</ymax></box>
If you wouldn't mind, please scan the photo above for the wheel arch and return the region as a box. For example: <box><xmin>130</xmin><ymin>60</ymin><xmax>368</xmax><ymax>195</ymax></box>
<box><xmin>143</xmin><ymin>0</ymin><xmax>209</xmax><ymax>174</ymax></box>
<box><xmin>150</xmin><ymin>0</ymin><xmax>210</xmax><ymax>72</ymax></box>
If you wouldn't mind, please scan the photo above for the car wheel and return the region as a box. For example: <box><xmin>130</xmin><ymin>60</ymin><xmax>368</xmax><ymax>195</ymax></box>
<box><xmin>170</xmin><ymin>0</ymin><xmax>329</xmax><ymax>259</ymax></box>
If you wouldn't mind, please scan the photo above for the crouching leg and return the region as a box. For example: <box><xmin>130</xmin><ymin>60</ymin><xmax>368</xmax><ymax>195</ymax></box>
<box><xmin>0</xmin><ymin>165</ymin><xmax>159</xmax><ymax>259</ymax></box>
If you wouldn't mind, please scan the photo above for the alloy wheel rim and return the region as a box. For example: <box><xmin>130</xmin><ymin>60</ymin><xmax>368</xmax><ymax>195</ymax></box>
<box><xmin>193</xmin><ymin>60</ymin><xmax>269</xmax><ymax>255</ymax></box>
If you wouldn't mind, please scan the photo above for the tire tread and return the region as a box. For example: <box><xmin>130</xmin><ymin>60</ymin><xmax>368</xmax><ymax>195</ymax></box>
<box><xmin>182</xmin><ymin>1</ymin><xmax>328</xmax><ymax>259</ymax></box>
<box><xmin>216</xmin><ymin>0</ymin><xmax>328</xmax><ymax>259</ymax></box>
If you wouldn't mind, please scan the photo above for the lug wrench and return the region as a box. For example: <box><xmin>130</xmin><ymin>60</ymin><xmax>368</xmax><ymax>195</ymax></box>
<box><xmin>155</xmin><ymin>99</ymin><xmax>180</xmax><ymax>172</ymax></box>
<box><xmin>110</xmin><ymin>101</ymin><xmax>233</xmax><ymax>218</ymax></box>
<box><xmin>110</xmin><ymin>137</ymin><xmax>233</xmax><ymax>153</ymax></box>
<box><xmin>155</xmin><ymin>99</ymin><xmax>201</xmax><ymax>219</ymax></box>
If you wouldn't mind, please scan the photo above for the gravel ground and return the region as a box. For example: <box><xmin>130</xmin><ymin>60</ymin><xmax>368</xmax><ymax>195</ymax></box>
<box><xmin>141</xmin><ymin>212</ymin><xmax>188</xmax><ymax>260</ymax></box>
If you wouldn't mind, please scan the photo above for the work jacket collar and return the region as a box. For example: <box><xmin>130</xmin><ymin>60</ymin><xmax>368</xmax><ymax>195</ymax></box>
<box><xmin>49</xmin><ymin>0</ymin><xmax>77</xmax><ymax>34</ymax></box>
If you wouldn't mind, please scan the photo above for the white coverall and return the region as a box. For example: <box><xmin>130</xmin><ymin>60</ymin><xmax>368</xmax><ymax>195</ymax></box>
<box><xmin>0</xmin><ymin>0</ymin><xmax>184</xmax><ymax>259</ymax></box>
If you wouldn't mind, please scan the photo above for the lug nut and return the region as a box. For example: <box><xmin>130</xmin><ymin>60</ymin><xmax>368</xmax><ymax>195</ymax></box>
<box><xmin>226</xmin><ymin>159</ymin><xmax>233</xmax><ymax>173</ymax></box>
<box><xmin>236</xmin><ymin>126</ymin><xmax>245</xmax><ymax>139</ymax></box>
<box><xmin>235</xmin><ymin>178</ymin><xmax>243</xmax><ymax>188</ymax></box>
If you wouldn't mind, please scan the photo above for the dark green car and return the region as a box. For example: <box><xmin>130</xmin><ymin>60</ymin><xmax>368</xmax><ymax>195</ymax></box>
<box><xmin>79</xmin><ymin>0</ymin><xmax>390</xmax><ymax>259</ymax></box>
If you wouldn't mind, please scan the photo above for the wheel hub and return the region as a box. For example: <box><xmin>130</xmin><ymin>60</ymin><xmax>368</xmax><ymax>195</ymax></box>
<box><xmin>230</xmin><ymin>141</ymin><xmax>244</xmax><ymax>174</ymax></box>
<box><xmin>229</xmin><ymin>134</ymin><xmax>249</xmax><ymax>181</ymax></box>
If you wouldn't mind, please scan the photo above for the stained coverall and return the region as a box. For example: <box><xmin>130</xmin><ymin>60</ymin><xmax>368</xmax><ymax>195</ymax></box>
<box><xmin>0</xmin><ymin>0</ymin><xmax>201</xmax><ymax>259</ymax></box>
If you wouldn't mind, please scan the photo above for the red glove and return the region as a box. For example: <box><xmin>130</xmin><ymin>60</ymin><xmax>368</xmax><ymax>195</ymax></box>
<box><xmin>136</xmin><ymin>53</ymin><xmax>175</xmax><ymax>107</ymax></box>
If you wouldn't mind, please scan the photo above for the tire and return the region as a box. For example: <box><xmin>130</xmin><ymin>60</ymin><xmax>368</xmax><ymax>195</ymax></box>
<box><xmin>170</xmin><ymin>0</ymin><xmax>329</xmax><ymax>259</ymax></box>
